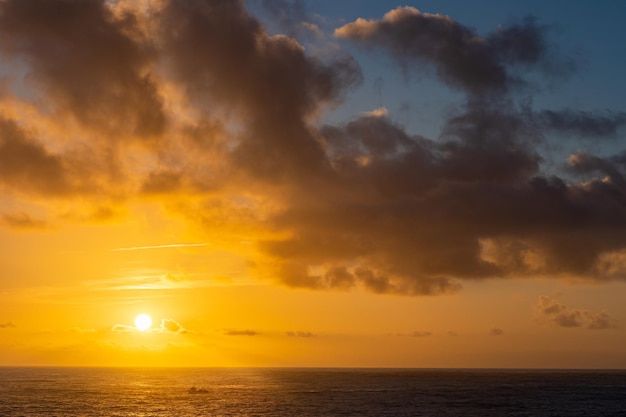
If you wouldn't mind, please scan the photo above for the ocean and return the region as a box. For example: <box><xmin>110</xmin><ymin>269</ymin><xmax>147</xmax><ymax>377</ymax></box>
<box><xmin>0</xmin><ymin>367</ymin><xmax>624</xmax><ymax>416</ymax></box>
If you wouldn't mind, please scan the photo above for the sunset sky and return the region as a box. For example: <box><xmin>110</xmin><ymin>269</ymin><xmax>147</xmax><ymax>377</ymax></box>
<box><xmin>1</xmin><ymin>0</ymin><xmax>626</xmax><ymax>368</ymax></box>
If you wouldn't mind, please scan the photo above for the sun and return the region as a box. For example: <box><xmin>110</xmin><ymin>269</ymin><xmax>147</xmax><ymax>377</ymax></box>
<box><xmin>134</xmin><ymin>314</ymin><xmax>152</xmax><ymax>332</ymax></box>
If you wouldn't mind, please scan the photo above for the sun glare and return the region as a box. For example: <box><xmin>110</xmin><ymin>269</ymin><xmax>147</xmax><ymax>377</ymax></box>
<box><xmin>134</xmin><ymin>314</ymin><xmax>152</xmax><ymax>332</ymax></box>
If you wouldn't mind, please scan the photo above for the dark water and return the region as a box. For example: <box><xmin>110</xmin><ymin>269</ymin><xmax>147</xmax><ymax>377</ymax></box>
<box><xmin>0</xmin><ymin>367</ymin><xmax>624</xmax><ymax>416</ymax></box>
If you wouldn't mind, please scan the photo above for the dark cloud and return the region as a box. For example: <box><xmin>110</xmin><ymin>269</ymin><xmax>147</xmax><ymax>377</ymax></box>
<box><xmin>0</xmin><ymin>116</ymin><xmax>71</xmax><ymax>196</ymax></box>
<box><xmin>490</xmin><ymin>328</ymin><xmax>504</xmax><ymax>336</ymax></box>
<box><xmin>148</xmin><ymin>3</ymin><xmax>626</xmax><ymax>295</ymax></box>
<box><xmin>335</xmin><ymin>7</ymin><xmax>567</xmax><ymax>94</ymax></box>
<box><xmin>0</xmin><ymin>0</ymin><xmax>165</xmax><ymax>138</ymax></box>
<box><xmin>0</xmin><ymin>1</ymin><xmax>624</xmax><ymax>299</ymax></box>
<box><xmin>566</xmin><ymin>151</ymin><xmax>626</xmax><ymax>186</ymax></box>
<box><xmin>0</xmin><ymin>114</ymin><xmax>118</xmax><ymax>200</ymax></box>
<box><xmin>539</xmin><ymin>110</ymin><xmax>626</xmax><ymax>138</ymax></box>
<box><xmin>258</xmin><ymin>93</ymin><xmax>626</xmax><ymax>293</ymax></box>
<box><xmin>535</xmin><ymin>296</ymin><xmax>618</xmax><ymax>330</ymax></box>
<box><xmin>0</xmin><ymin>322</ymin><xmax>15</xmax><ymax>328</ymax></box>
<box><xmin>159</xmin><ymin>0</ymin><xmax>361</xmax><ymax>182</ymax></box>
<box><xmin>141</xmin><ymin>170</ymin><xmax>184</xmax><ymax>195</ymax></box>
<box><xmin>224</xmin><ymin>329</ymin><xmax>259</xmax><ymax>336</ymax></box>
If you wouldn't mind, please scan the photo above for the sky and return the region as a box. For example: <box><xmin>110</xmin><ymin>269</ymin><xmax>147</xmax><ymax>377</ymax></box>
<box><xmin>1</xmin><ymin>0</ymin><xmax>626</xmax><ymax>368</ymax></box>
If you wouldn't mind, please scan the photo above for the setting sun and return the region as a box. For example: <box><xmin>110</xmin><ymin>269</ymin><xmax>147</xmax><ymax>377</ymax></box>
<box><xmin>134</xmin><ymin>314</ymin><xmax>152</xmax><ymax>332</ymax></box>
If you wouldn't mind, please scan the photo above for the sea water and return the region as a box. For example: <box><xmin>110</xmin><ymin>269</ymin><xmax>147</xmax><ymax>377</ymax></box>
<box><xmin>0</xmin><ymin>367</ymin><xmax>624</xmax><ymax>416</ymax></box>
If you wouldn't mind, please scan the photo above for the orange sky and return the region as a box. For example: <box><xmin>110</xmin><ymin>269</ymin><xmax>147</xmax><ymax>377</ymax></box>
<box><xmin>1</xmin><ymin>0</ymin><xmax>625</xmax><ymax>368</ymax></box>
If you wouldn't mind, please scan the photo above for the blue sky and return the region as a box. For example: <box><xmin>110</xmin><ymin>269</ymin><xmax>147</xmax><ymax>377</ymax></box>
<box><xmin>248</xmin><ymin>0</ymin><xmax>626</xmax><ymax>181</ymax></box>
<box><xmin>252</xmin><ymin>1</ymin><xmax>625</xmax><ymax>130</ymax></box>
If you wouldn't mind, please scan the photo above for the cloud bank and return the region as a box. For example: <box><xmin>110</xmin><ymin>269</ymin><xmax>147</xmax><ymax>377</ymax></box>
<box><xmin>0</xmin><ymin>1</ymin><xmax>625</xmax><ymax>295</ymax></box>
<box><xmin>534</xmin><ymin>296</ymin><xmax>618</xmax><ymax>330</ymax></box>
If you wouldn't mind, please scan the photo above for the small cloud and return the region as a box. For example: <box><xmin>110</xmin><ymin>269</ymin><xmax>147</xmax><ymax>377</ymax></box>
<box><xmin>410</xmin><ymin>331</ymin><xmax>432</xmax><ymax>337</ymax></box>
<box><xmin>490</xmin><ymin>327</ymin><xmax>504</xmax><ymax>336</ymax></box>
<box><xmin>111</xmin><ymin>324</ymin><xmax>136</xmax><ymax>333</ymax></box>
<box><xmin>286</xmin><ymin>331</ymin><xmax>316</xmax><ymax>338</ymax></box>
<box><xmin>0</xmin><ymin>322</ymin><xmax>16</xmax><ymax>328</ymax></box>
<box><xmin>224</xmin><ymin>329</ymin><xmax>258</xmax><ymax>336</ymax></box>
<box><xmin>159</xmin><ymin>318</ymin><xmax>188</xmax><ymax>333</ymax></box>
<box><xmin>2</xmin><ymin>212</ymin><xmax>48</xmax><ymax>230</ymax></box>
<box><xmin>534</xmin><ymin>296</ymin><xmax>618</xmax><ymax>330</ymax></box>
<box><xmin>161</xmin><ymin>272</ymin><xmax>190</xmax><ymax>283</ymax></box>
<box><xmin>586</xmin><ymin>311</ymin><xmax>619</xmax><ymax>330</ymax></box>
<box><xmin>301</xmin><ymin>22</ymin><xmax>322</xmax><ymax>38</ymax></box>
<box><xmin>113</xmin><ymin>243</ymin><xmax>208</xmax><ymax>252</ymax></box>
<box><xmin>447</xmin><ymin>331</ymin><xmax>458</xmax><ymax>336</ymax></box>
<box><xmin>362</xmin><ymin>107</ymin><xmax>388</xmax><ymax>118</ymax></box>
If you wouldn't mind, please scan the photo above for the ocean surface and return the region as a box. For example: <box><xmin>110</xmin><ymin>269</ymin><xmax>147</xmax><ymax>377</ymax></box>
<box><xmin>0</xmin><ymin>367</ymin><xmax>624</xmax><ymax>416</ymax></box>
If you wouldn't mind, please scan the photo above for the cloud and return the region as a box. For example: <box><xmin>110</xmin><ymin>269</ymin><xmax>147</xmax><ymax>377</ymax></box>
<box><xmin>0</xmin><ymin>0</ymin><xmax>165</xmax><ymax>138</ymax></box>
<box><xmin>257</xmin><ymin>96</ymin><xmax>626</xmax><ymax>294</ymax></box>
<box><xmin>257</xmin><ymin>0</ymin><xmax>321</xmax><ymax>39</ymax></box>
<box><xmin>2</xmin><ymin>212</ymin><xmax>48</xmax><ymax>230</ymax></box>
<box><xmin>0</xmin><ymin>1</ymin><xmax>625</xmax><ymax>297</ymax></box>
<box><xmin>534</xmin><ymin>296</ymin><xmax>618</xmax><ymax>330</ymax></box>
<box><xmin>224</xmin><ymin>329</ymin><xmax>259</xmax><ymax>336</ymax></box>
<box><xmin>490</xmin><ymin>328</ymin><xmax>504</xmax><ymax>336</ymax></box>
<box><xmin>161</xmin><ymin>271</ymin><xmax>190</xmax><ymax>284</ymax></box>
<box><xmin>362</xmin><ymin>107</ymin><xmax>388</xmax><ymax>118</ymax></box>
<box><xmin>0</xmin><ymin>322</ymin><xmax>15</xmax><ymax>328</ymax></box>
<box><xmin>0</xmin><ymin>116</ymin><xmax>72</xmax><ymax>196</ymax></box>
<box><xmin>111</xmin><ymin>324</ymin><xmax>136</xmax><ymax>333</ymax></box>
<box><xmin>113</xmin><ymin>243</ymin><xmax>208</xmax><ymax>252</ymax></box>
<box><xmin>111</xmin><ymin>318</ymin><xmax>189</xmax><ymax>333</ymax></box>
<box><xmin>159</xmin><ymin>318</ymin><xmax>187</xmax><ymax>333</ymax></box>
<box><xmin>286</xmin><ymin>330</ymin><xmax>316</xmax><ymax>338</ymax></box>
<box><xmin>158</xmin><ymin>0</ymin><xmax>361</xmax><ymax>182</ymax></box>
<box><xmin>335</xmin><ymin>7</ymin><xmax>568</xmax><ymax>94</ymax></box>
<box><xmin>538</xmin><ymin>110</ymin><xmax>626</xmax><ymax>138</ymax></box>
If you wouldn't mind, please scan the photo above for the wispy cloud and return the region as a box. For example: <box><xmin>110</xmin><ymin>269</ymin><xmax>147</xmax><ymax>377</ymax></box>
<box><xmin>112</xmin><ymin>243</ymin><xmax>208</xmax><ymax>252</ymax></box>
<box><xmin>111</xmin><ymin>324</ymin><xmax>136</xmax><ymax>333</ymax></box>
<box><xmin>0</xmin><ymin>322</ymin><xmax>16</xmax><ymax>328</ymax></box>
<box><xmin>224</xmin><ymin>329</ymin><xmax>259</xmax><ymax>336</ymax></box>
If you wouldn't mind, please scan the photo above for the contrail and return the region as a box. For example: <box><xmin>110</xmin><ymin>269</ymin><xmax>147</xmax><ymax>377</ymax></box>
<box><xmin>113</xmin><ymin>243</ymin><xmax>208</xmax><ymax>251</ymax></box>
